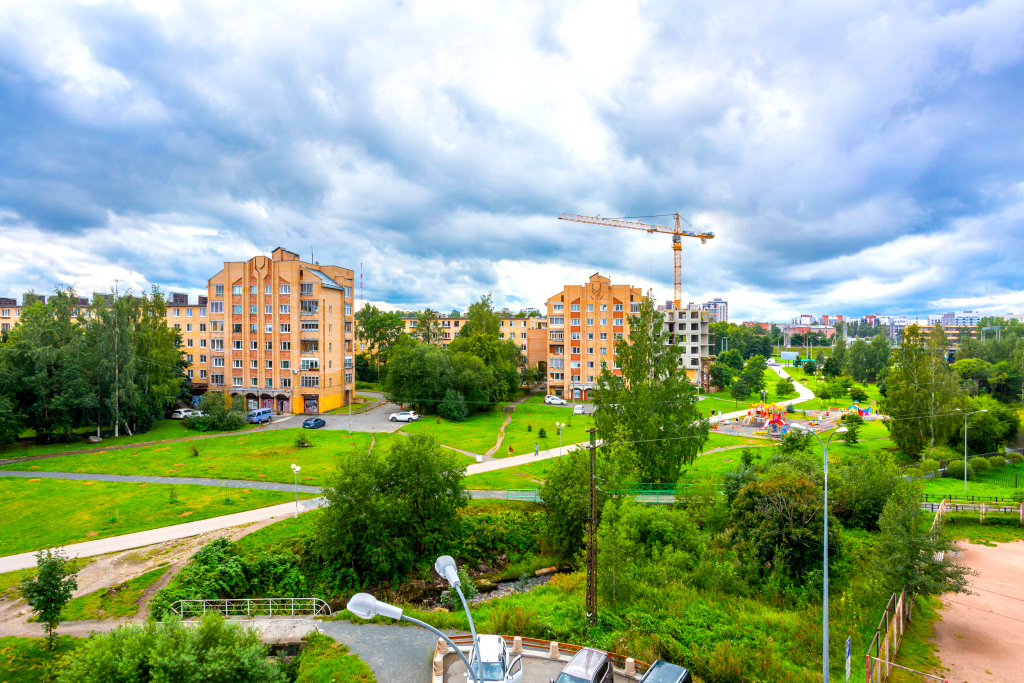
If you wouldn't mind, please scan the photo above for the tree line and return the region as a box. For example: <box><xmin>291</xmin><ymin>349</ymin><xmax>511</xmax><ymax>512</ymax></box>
<box><xmin>0</xmin><ymin>288</ymin><xmax>188</xmax><ymax>444</ymax></box>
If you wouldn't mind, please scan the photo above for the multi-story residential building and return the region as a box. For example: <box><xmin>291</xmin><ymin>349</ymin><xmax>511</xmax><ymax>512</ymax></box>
<box><xmin>545</xmin><ymin>273</ymin><xmax>642</xmax><ymax>400</ymax></box>
<box><xmin>396</xmin><ymin>313</ymin><xmax>548</xmax><ymax>366</ymax></box>
<box><xmin>701</xmin><ymin>298</ymin><xmax>728</xmax><ymax>323</ymax></box>
<box><xmin>165</xmin><ymin>293</ymin><xmax>209</xmax><ymax>388</ymax></box>
<box><xmin>203</xmin><ymin>247</ymin><xmax>355</xmax><ymax>414</ymax></box>
<box><xmin>664</xmin><ymin>303</ymin><xmax>712</xmax><ymax>388</ymax></box>
<box><xmin>791</xmin><ymin>314</ymin><xmax>815</xmax><ymax>325</ymax></box>
<box><xmin>0</xmin><ymin>298</ymin><xmax>20</xmax><ymax>333</ymax></box>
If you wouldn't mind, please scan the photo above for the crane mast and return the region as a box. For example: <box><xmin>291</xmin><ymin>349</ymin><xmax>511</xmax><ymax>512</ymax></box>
<box><xmin>557</xmin><ymin>213</ymin><xmax>714</xmax><ymax>309</ymax></box>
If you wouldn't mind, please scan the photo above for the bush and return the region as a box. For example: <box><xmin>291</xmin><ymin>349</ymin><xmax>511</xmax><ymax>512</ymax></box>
<box><xmin>904</xmin><ymin>467</ymin><xmax>922</xmax><ymax>479</ymax></box>
<box><xmin>537</xmin><ymin>427</ymin><xmax>547</xmax><ymax>438</ymax></box>
<box><xmin>1007</xmin><ymin>452</ymin><xmax>1024</xmax><ymax>464</ymax></box>
<box><xmin>969</xmin><ymin>457</ymin><xmax>990</xmax><ymax>472</ymax></box>
<box><xmin>849</xmin><ymin>386</ymin><xmax>869</xmax><ymax>403</ymax></box>
<box><xmin>55</xmin><ymin>614</ymin><xmax>286</xmax><ymax>682</ymax></box>
<box><xmin>294</xmin><ymin>431</ymin><xmax>311</xmax><ymax>448</ymax></box>
<box><xmin>920</xmin><ymin>459</ymin><xmax>939</xmax><ymax>476</ymax></box>
<box><xmin>439</xmin><ymin>566</ymin><xmax>478</xmax><ymax>610</ymax></box>
<box><xmin>438</xmin><ymin>388</ymin><xmax>469</xmax><ymax>422</ymax></box>
<box><xmin>945</xmin><ymin>460</ymin><xmax>968</xmax><ymax>479</ymax></box>
<box><xmin>294</xmin><ymin>633</ymin><xmax>376</xmax><ymax>683</ymax></box>
<box><xmin>182</xmin><ymin>392</ymin><xmax>245</xmax><ymax>432</ymax></box>
<box><xmin>988</xmin><ymin>455</ymin><xmax>1006</xmax><ymax>469</ymax></box>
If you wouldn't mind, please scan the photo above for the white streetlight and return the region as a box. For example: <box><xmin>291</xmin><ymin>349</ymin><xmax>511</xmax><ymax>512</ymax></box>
<box><xmin>435</xmin><ymin>555</ymin><xmax>479</xmax><ymax>669</ymax></box>
<box><xmin>347</xmin><ymin>593</ymin><xmax>481</xmax><ymax>683</ymax></box>
<box><xmin>555</xmin><ymin>422</ymin><xmax>565</xmax><ymax>455</ymax></box>
<box><xmin>791</xmin><ymin>423</ymin><xmax>848</xmax><ymax>683</ymax></box>
<box><xmin>955</xmin><ymin>409</ymin><xmax>988</xmax><ymax>493</ymax></box>
<box><xmin>290</xmin><ymin>463</ymin><xmax>301</xmax><ymax>518</ymax></box>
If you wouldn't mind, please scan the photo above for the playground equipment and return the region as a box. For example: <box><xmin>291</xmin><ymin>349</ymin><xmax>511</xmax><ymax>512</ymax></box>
<box><xmin>743</xmin><ymin>402</ymin><xmax>789</xmax><ymax>436</ymax></box>
<box><xmin>845</xmin><ymin>401</ymin><xmax>873</xmax><ymax>417</ymax></box>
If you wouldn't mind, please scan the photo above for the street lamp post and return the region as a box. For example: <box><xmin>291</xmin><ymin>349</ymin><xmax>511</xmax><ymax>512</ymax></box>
<box><xmin>556</xmin><ymin>421</ymin><xmax>565</xmax><ymax>454</ymax></box>
<box><xmin>290</xmin><ymin>463</ymin><xmax>301</xmax><ymax>518</ymax></box>
<box><xmin>347</xmin><ymin>593</ymin><xmax>481</xmax><ymax>683</ymax></box>
<box><xmin>791</xmin><ymin>423</ymin><xmax>848</xmax><ymax>683</ymax></box>
<box><xmin>955</xmin><ymin>409</ymin><xmax>988</xmax><ymax>493</ymax></box>
<box><xmin>435</xmin><ymin>556</ymin><xmax>480</xmax><ymax>668</ymax></box>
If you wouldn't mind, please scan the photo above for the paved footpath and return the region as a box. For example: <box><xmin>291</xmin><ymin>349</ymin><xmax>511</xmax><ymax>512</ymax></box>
<box><xmin>0</xmin><ymin>470</ymin><xmax>322</xmax><ymax>493</ymax></box>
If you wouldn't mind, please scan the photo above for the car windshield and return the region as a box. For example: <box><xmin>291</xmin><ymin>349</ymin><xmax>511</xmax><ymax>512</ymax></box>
<box><xmin>555</xmin><ymin>675</ymin><xmax>589</xmax><ymax>683</ymax></box>
<box><xmin>472</xmin><ymin>662</ymin><xmax>505</xmax><ymax>680</ymax></box>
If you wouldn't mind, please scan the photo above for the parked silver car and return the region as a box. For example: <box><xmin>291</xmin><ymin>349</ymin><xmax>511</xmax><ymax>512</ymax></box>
<box><xmin>544</xmin><ymin>395</ymin><xmax>568</xmax><ymax>406</ymax></box>
<box><xmin>468</xmin><ymin>635</ymin><xmax>523</xmax><ymax>683</ymax></box>
<box><xmin>388</xmin><ymin>410</ymin><xmax>420</xmax><ymax>422</ymax></box>
<box><xmin>551</xmin><ymin>647</ymin><xmax>613</xmax><ymax>683</ymax></box>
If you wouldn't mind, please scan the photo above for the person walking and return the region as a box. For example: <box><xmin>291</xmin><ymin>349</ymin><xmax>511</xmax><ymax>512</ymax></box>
<box><xmin>508</xmin><ymin>445</ymin><xmax>514</xmax><ymax>456</ymax></box>
<box><xmin>534</xmin><ymin>443</ymin><xmax>539</xmax><ymax>457</ymax></box>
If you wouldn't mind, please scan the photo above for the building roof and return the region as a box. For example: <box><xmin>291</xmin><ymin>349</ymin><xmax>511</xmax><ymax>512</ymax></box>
<box><xmin>305</xmin><ymin>268</ymin><xmax>344</xmax><ymax>291</ymax></box>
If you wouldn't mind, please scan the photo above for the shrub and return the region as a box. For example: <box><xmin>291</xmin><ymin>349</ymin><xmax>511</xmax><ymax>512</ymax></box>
<box><xmin>189</xmin><ymin>444</ymin><xmax>200</xmax><ymax>458</ymax></box>
<box><xmin>547</xmin><ymin>571</ymin><xmax>584</xmax><ymax>593</ymax></box>
<box><xmin>1007</xmin><ymin>452</ymin><xmax>1024</xmax><ymax>464</ymax></box>
<box><xmin>903</xmin><ymin>467</ymin><xmax>922</xmax><ymax>479</ymax></box>
<box><xmin>969</xmin><ymin>457</ymin><xmax>990</xmax><ymax>472</ymax></box>
<box><xmin>438</xmin><ymin>388</ymin><xmax>469</xmax><ymax>422</ymax></box>
<box><xmin>945</xmin><ymin>460</ymin><xmax>967</xmax><ymax>479</ymax></box>
<box><xmin>988</xmin><ymin>455</ymin><xmax>1006</xmax><ymax>468</ymax></box>
<box><xmin>294</xmin><ymin>633</ymin><xmax>376</xmax><ymax>683</ymax></box>
<box><xmin>919</xmin><ymin>459</ymin><xmax>939</xmax><ymax>476</ymax></box>
<box><xmin>294</xmin><ymin>431</ymin><xmax>311</xmax><ymax>448</ymax></box>
<box><xmin>537</xmin><ymin>427</ymin><xmax>547</xmax><ymax>438</ymax></box>
<box><xmin>182</xmin><ymin>392</ymin><xmax>245</xmax><ymax>432</ymax></box>
<box><xmin>526</xmin><ymin>423</ymin><xmax>532</xmax><ymax>432</ymax></box>
<box><xmin>849</xmin><ymin>386</ymin><xmax>869</xmax><ymax>403</ymax></box>
<box><xmin>439</xmin><ymin>566</ymin><xmax>478</xmax><ymax>610</ymax></box>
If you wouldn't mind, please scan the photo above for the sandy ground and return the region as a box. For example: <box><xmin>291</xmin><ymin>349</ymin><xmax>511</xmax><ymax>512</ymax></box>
<box><xmin>0</xmin><ymin>513</ymin><xmax>292</xmax><ymax>637</ymax></box>
<box><xmin>931</xmin><ymin>540</ymin><xmax>1024</xmax><ymax>683</ymax></box>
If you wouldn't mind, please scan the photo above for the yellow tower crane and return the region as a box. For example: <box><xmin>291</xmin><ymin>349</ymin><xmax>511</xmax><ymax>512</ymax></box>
<box><xmin>557</xmin><ymin>213</ymin><xmax>715</xmax><ymax>309</ymax></box>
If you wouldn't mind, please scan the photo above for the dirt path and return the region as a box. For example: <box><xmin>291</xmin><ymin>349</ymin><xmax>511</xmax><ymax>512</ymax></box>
<box><xmin>929</xmin><ymin>540</ymin><xmax>1024</xmax><ymax>682</ymax></box>
<box><xmin>484</xmin><ymin>389</ymin><xmax>541</xmax><ymax>457</ymax></box>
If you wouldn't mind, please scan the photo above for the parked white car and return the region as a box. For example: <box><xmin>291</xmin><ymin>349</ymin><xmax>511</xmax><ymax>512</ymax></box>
<box><xmin>544</xmin><ymin>395</ymin><xmax>568</xmax><ymax>406</ymax></box>
<box><xmin>389</xmin><ymin>410</ymin><xmax>420</xmax><ymax>423</ymax></box>
<box><xmin>468</xmin><ymin>635</ymin><xmax>523</xmax><ymax>683</ymax></box>
<box><xmin>170</xmin><ymin>408</ymin><xmax>194</xmax><ymax>420</ymax></box>
<box><xmin>573</xmin><ymin>404</ymin><xmax>586</xmax><ymax>415</ymax></box>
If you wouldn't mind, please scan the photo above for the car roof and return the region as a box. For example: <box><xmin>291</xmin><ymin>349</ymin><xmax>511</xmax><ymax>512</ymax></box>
<box><xmin>563</xmin><ymin>648</ymin><xmax>607</xmax><ymax>676</ymax></box>
<box><xmin>476</xmin><ymin>635</ymin><xmax>504</xmax><ymax>661</ymax></box>
<box><xmin>640</xmin><ymin>660</ymin><xmax>689</xmax><ymax>683</ymax></box>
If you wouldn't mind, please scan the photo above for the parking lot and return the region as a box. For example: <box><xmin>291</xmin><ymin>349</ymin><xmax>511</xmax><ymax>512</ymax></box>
<box><xmin>256</xmin><ymin>395</ymin><xmax>409</xmax><ymax>433</ymax></box>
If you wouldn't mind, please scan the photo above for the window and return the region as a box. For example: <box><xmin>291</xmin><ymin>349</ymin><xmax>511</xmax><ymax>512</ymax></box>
<box><xmin>614</xmin><ymin>333</ymin><xmax>623</xmax><ymax>340</ymax></box>
<box><xmin>266</xmin><ymin>340</ymin><xmax>272</xmax><ymax>350</ymax></box>
<box><xmin>265</xmin><ymin>360</ymin><xmax>273</xmax><ymax>369</ymax></box>
<box><xmin>345</xmin><ymin>371</ymin><xmax>353</xmax><ymax>384</ymax></box>
<box><xmin>521</xmin><ymin>332</ymin><xmax>527</xmax><ymax>339</ymax></box>
<box><xmin>265</xmin><ymin>323</ymin><xmax>273</xmax><ymax>334</ymax></box>
<box><xmin>281</xmin><ymin>377</ymin><xmax>291</xmax><ymax>388</ymax></box>
<box><xmin>250</xmin><ymin>377</ymin><xmax>258</xmax><ymax>387</ymax></box>
<box><xmin>186</xmin><ymin>324</ymin><xmax>193</xmax><ymax>332</ymax></box>
<box><xmin>587</xmin><ymin>375</ymin><xmax>594</xmax><ymax>383</ymax></box>
<box><xmin>408</xmin><ymin>320</ymin><xmax>417</xmax><ymax>327</ymax></box>
<box><xmin>281</xmin><ymin>341</ymin><xmax>291</xmax><ymax>351</ymax></box>
<box><xmin>250</xmin><ymin>305</ymin><xmax>257</xmax><ymax>315</ymax></box>
<box><xmin>215</xmin><ymin>285</ymin><xmax>224</xmax><ymax>297</ymax></box>
<box><xmin>587</xmin><ymin>360</ymin><xmax>594</xmax><ymax>368</ymax></box>
<box><xmin>199</xmin><ymin>308</ymin><xmax>206</xmax><ymax>317</ymax></box>
<box><xmin>344</xmin><ymin>303</ymin><xmax>352</xmax><ymax>315</ymax></box>
<box><xmin>630</xmin><ymin>303</ymin><xmax>640</xmax><ymax>313</ymax></box>
<box><xmin>200</xmin><ymin>370</ymin><xmax>207</xmax><ymax>379</ymax></box>
<box><xmin>186</xmin><ymin>339</ymin><xmax>193</xmax><ymax>348</ymax></box>
<box><xmin>232</xmin><ymin>285</ymin><xmax>242</xmax><ymax>295</ymax></box>
<box><xmin>300</xmin><ymin>283</ymin><xmax>314</xmax><ymax>295</ymax></box>
<box><xmin>200</xmin><ymin>323</ymin><xmax>207</xmax><ymax>332</ymax></box>
<box><xmin>280</xmin><ymin>323</ymin><xmax>291</xmax><ymax>333</ymax></box>
<box><xmin>499</xmin><ymin>333</ymin><xmax>505</xmax><ymax>339</ymax></box>
<box><xmin>232</xmin><ymin>305</ymin><xmax>242</xmax><ymax>314</ymax></box>
<box><xmin>600</xmin><ymin>304</ymin><xmax>607</xmax><ymax>311</ymax></box>
<box><xmin>211</xmin><ymin>340</ymin><xmax>224</xmax><ymax>351</ymax></box>
<box><xmin>345</xmin><ymin>321</ymin><xmax>352</xmax><ymax>333</ymax></box>
<box><xmin>691</xmin><ymin>335</ymin><xmax>698</xmax><ymax>343</ymax></box>
<box><xmin>187</xmin><ymin>308</ymin><xmax>194</xmax><ymax>317</ymax></box>
<box><xmin>211</xmin><ymin>301</ymin><xmax>224</xmax><ymax>313</ymax></box>
<box><xmin>600</xmin><ymin>347</ymin><xmax>607</xmax><ymax>355</ymax></box>
<box><xmin>186</xmin><ymin>354</ymin><xmax>193</xmax><ymax>363</ymax></box>
<box><xmin>280</xmin><ymin>304</ymin><xmax>290</xmax><ymax>314</ymax></box>
<box><xmin>300</xmin><ymin>299</ymin><xmax>319</xmax><ymax>314</ymax></box>
<box><xmin>265</xmin><ymin>285</ymin><xmax>271</xmax><ymax>295</ymax></box>
<box><xmin>266</xmin><ymin>378</ymin><xmax>273</xmax><ymax>388</ymax></box>
<box><xmin>232</xmin><ymin>340</ymin><xmax>242</xmax><ymax>350</ymax></box>
<box><xmin>549</xmin><ymin>372</ymin><xmax>564</xmax><ymax>380</ymax></box>
<box><xmin>691</xmin><ymin>358</ymin><xmax>699</xmax><ymax>366</ymax></box>
<box><xmin>550</xmin><ymin>317</ymin><xmax>564</xmax><ymax>325</ymax></box>
<box><xmin>250</xmin><ymin>323</ymin><xmax>257</xmax><ymax>333</ymax></box>
<box><xmin>553</xmin><ymin>303</ymin><xmax>564</xmax><ymax>311</ymax></box>
<box><xmin>551</xmin><ymin>359</ymin><xmax>564</xmax><ymax>369</ymax></box>
<box><xmin>211</xmin><ymin>373</ymin><xmax>224</xmax><ymax>385</ymax></box>
<box><xmin>600</xmin><ymin>318</ymin><xmax>607</xmax><ymax>326</ymax></box>
<box><xmin>571</xmin><ymin>332</ymin><xmax>581</xmax><ymax>340</ymax></box>
<box><xmin>613</xmin><ymin>318</ymin><xmax>623</xmax><ymax>326</ymax></box>
<box><xmin>212</xmin><ymin>320</ymin><xmax>224</xmax><ymax>332</ymax></box>
<box><xmin>250</xmin><ymin>360</ymin><xmax>258</xmax><ymax>369</ymax></box>
<box><xmin>199</xmin><ymin>354</ymin><xmax>207</xmax><ymax>363</ymax></box>
<box><xmin>600</xmin><ymin>332</ymin><xmax>607</xmax><ymax>340</ymax></box>
<box><xmin>280</xmin><ymin>284</ymin><xmax>290</xmax><ymax>294</ymax></box>
<box><xmin>264</xmin><ymin>304</ymin><xmax>272</xmax><ymax>315</ymax></box>
<box><xmin>1</xmin><ymin>309</ymin><xmax>9</xmax><ymax>317</ymax></box>
<box><xmin>587</xmin><ymin>347</ymin><xmax>594</xmax><ymax>354</ymax></box>
<box><xmin>232</xmin><ymin>377</ymin><xmax>243</xmax><ymax>387</ymax></box>
<box><xmin>173</xmin><ymin>323</ymin><xmax>180</xmax><ymax>330</ymax></box>
<box><xmin>250</xmin><ymin>340</ymin><xmax>258</xmax><ymax>350</ymax></box>
<box><xmin>281</xmin><ymin>360</ymin><xmax>290</xmax><ymax>369</ymax></box>
<box><xmin>173</xmin><ymin>308</ymin><xmax>180</xmax><ymax>317</ymax></box>
<box><xmin>301</xmin><ymin>321</ymin><xmax>319</xmax><ymax>332</ymax></box>
<box><xmin>587</xmin><ymin>333</ymin><xmax>594</xmax><ymax>340</ymax></box>
<box><xmin>247</xmin><ymin>286</ymin><xmax>254</xmax><ymax>295</ymax></box>
<box><xmin>570</xmin><ymin>304</ymin><xmax>580</xmax><ymax>312</ymax></box>
<box><xmin>301</xmin><ymin>359</ymin><xmax>319</xmax><ymax>371</ymax></box>
<box><xmin>571</xmin><ymin>346</ymin><xmax>581</xmax><ymax>354</ymax></box>
<box><xmin>301</xmin><ymin>341</ymin><xmax>319</xmax><ymax>352</ymax></box>
<box><xmin>570</xmin><ymin>318</ymin><xmax>580</xmax><ymax>326</ymax></box>
<box><xmin>233</xmin><ymin>359</ymin><xmax>243</xmax><ymax>368</ymax></box>
<box><xmin>570</xmin><ymin>360</ymin><xmax>581</xmax><ymax>368</ymax></box>
<box><xmin>587</xmin><ymin>304</ymin><xmax>594</xmax><ymax>312</ymax></box>
<box><xmin>301</xmin><ymin>375</ymin><xmax>319</xmax><ymax>387</ymax></box>
<box><xmin>691</xmin><ymin>323</ymin><xmax>698</xmax><ymax>330</ymax></box>
<box><xmin>329</xmin><ymin>306</ymin><xmax>333</xmax><ymax>315</ymax></box>
<box><xmin>613</xmin><ymin>303</ymin><xmax>623</xmax><ymax>312</ymax></box>
<box><xmin>344</xmin><ymin>356</ymin><xmax>353</xmax><ymax>369</ymax></box>
<box><xmin>691</xmin><ymin>346</ymin><xmax>698</xmax><ymax>354</ymax></box>
<box><xmin>232</xmin><ymin>323</ymin><xmax>242</xmax><ymax>333</ymax></box>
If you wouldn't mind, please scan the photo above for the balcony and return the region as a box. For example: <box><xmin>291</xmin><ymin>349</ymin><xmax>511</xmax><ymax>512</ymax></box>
<box><xmin>549</xmin><ymin>332</ymin><xmax>564</xmax><ymax>341</ymax></box>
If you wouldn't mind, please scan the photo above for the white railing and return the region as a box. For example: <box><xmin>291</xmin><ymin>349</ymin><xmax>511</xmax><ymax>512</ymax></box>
<box><xmin>169</xmin><ymin>598</ymin><xmax>332</xmax><ymax>618</ymax></box>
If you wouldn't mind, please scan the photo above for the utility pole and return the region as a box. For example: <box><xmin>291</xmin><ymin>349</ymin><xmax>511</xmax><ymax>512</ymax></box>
<box><xmin>586</xmin><ymin>427</ymin><xmax>598</xmax><ymax>623</ymax></box>
<box><xmin>113</xmin><ymin>280</ymin><xmax>120</xmax><ymax>439</ymax></box>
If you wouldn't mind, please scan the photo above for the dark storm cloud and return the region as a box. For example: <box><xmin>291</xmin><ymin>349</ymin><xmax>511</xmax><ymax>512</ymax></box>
<box><xmin>1</xmin><ymin>0</ymin><xmax>1023</xmax><ymax>318</ymax></box>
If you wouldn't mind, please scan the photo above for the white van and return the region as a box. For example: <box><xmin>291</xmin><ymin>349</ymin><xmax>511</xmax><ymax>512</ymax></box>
<box><xmin>246</xmin><ymin>408</ymin><xmax>273</xmax><ymax>424</ymax></box>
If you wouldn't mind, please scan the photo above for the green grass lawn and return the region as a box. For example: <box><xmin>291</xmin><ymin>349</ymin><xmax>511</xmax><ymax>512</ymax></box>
<box><xmin>0</xmin><ymin>477</ymin><xmax>314</xmax><ymax>556</ymax></box>
<box><xmin>1</xmin><ymin>419</ymin><xmax>255</xmax><ymax>461</ymax></box>
<box><xmin>500</xmin><ymin>403</ymin><xmax>595</xmax><ymax>457</ymax></box>
<box><xmin>399</xmin><ymin>408</ymin><xmax>510</xmax><ymax>455</ymax></box>
<box><xmin>46</xmin><ymin>565</ymin><xmax>171</xmax><ymax>622</ymax></box>
<box><xmin>464</xmin><ymin>460</ymin><xmax>554</xmax><ymax>490</ymax></box>
<box><xmin>921</xmin><ymin>462</ymin><xmax>1024</xmax><ymax>500</ymax></box>
<box><xmin>0</xmin><ymin>636</ymin><xmax>81</xmax><ymax>683</ymax></box>
<box><xmin>0</xmin><ymin>429</ymin><xmax>372</xmax><ymax>486</ymax></box>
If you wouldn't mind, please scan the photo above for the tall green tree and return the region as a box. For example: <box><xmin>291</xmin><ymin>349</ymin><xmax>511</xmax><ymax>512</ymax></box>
<box><xmin>593</xmin><ymin>295</ymin><xmax>709</xmax><ymax>483</ymax></box>
<box><xmin>19</xmin><ymin>548</ymin><xmax>79</xmax><ymax>649</ymax></box>
<box><xmin>353</xmin><ymin>304</ymin><xmax>405</xmax><ymax>379</ymax></box>
<box><xmin>847</xmin><ymin>338</ymin><xmax>870</xmax><ymax>382</ymax></box>
<box><xmin>460</xmin><ymin>293</ymin><xmax>500</xmax><ymax>338</ymax></box>
<box><xmin>414</xmin><ymin>308</ymin><xmax>443</xmax><ymax>344</ymax></box>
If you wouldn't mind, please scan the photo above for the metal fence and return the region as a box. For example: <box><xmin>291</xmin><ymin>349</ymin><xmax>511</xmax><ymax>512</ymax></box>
<box><xmin>506</xmin><ymin>489</ymin><xmax>542</xmax><ymax>502</ymax></box>
<box><xmin>169</xmin><ymin>598</ymin><xmax>333</xmax><ymax>618</ymax></box>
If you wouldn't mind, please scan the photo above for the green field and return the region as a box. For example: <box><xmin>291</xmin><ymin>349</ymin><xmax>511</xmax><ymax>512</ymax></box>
<box><xmin>920</xmin><ymin>462</ymin><xmax>1024</xmax><ymax>499</ymax></box>
<box><xmin>0</xmin><ymin>636</ymin><xmax>81</xmax><ymax>683</ymax></box>
<box><xmin>0</xmin><ymin>419</ymin><xmax>254</xmax><ymax>461</ymax></box>
<box><xmin>0</xmin><ymin>429</ymin><xmax>372</xmax><ymax>485</ymax></box>
<box><xmin>464</xmin><ymin>459</ymin><xmax>554</xmax><ymax>490</ymax></box>
<box><xmin>399</xmin><ymin>408</ymin><xmax>510</xmax><ymax>455</ymax></box>
<box><xmin>48</xmin><ymin>565</ymin><xmax>171</xmax><ymax>621</ymax></box>
<box><xmin>499</xmin><ymin>403</ymin><xmax>595</xmax><ymax>457</ymax></box>
<box><xmin>0</xmin><ymin>477</ymin><xmax>313</xmax><ymax>556</ymax></box>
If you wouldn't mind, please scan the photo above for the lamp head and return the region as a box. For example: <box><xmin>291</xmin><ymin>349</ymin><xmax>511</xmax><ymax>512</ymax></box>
<box><xmin>980</xmin><ymin>409</ymin><xmax>988</xmax><ymax>413</ymax></box>
<box><xmin>834</xmin><ymin>426</ymin><xmax>848</xmax><ymax>434</ymax></box>
<box><xmin>434</xmin><ymin>555</ymin><xmax>460</xmax><ymax>586</ymax></box>
<box><xmin>791</xmin><ymin>424</ymin><xmax>809</xmax><ymax>432</ymax></box>
<box><xmin>346</xmin><ymin>593</ymin><xmax>403</xmax><ymax>621</ymax></box>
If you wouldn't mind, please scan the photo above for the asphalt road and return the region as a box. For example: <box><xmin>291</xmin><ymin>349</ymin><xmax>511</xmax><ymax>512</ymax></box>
<box><xmin>258</xmin><ymin>399</ymin><xmax>409</xmax><ymax>433</ymax></box>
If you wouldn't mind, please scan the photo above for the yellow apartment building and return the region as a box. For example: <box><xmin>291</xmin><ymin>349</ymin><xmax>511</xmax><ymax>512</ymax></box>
<box><xmin>0</xmin><ymin>297</ymin><xmax>20</xmax><ymax>333</ymax></box>
<box><xmin>545</xmin><ymin>273</ymin><xmax>643</xmax><ymax>400</ymax></box>
<box><xmin>165</xmin><ymin>292</ymin><xmax>209</xmax><ymax>388</ymax></box>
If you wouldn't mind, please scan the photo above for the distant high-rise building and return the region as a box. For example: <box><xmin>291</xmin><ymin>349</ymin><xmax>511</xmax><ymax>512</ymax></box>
<box><xmin>701</xmin><ymin>297</ymin><xmax>728</xmax><ymax>323</ymax></box>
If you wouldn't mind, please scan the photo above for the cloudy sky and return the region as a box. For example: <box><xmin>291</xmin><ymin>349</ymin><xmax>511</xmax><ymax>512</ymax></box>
<box><xmin>1</xmin><ymin>0</ymin><xmax>1023</xmax><ymax>321</ymax></box>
